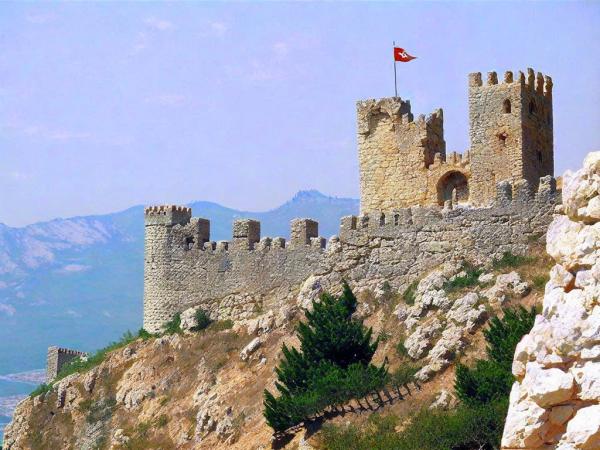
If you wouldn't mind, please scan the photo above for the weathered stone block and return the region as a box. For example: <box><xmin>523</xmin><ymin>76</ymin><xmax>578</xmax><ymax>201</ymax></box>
<box><xmin>290</xmin><ymin>219</ymin><xmax>318</xmax><ymax>247</ymax></box>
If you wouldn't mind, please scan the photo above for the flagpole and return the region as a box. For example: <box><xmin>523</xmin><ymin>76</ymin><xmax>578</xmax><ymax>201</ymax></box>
<box><xmin>393</xmin><ymin>41</ymin><xmax>398</xmax><ymax>98</ymax></box>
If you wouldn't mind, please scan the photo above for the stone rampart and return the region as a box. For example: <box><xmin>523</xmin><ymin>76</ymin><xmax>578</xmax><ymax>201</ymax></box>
<box><xmin>143</xmin><ymin>177</ymin><xmax>560</xmax><ymax>333</ymax></box>
<box><xmin>46</xmin><ymin>346</ymin><xmax>88</xmax><ymax>382</ymax></box>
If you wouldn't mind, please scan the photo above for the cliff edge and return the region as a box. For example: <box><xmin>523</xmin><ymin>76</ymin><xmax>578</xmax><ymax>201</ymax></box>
<box><xmin>502</xmin><ymin>152</ymin><xmax>600</xmax><ymax>449</ymax></box>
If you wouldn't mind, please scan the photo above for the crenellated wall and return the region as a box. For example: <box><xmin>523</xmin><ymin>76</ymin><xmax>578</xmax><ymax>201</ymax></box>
<box><xmin>357</xmin><ymin>68</ymin><xmax>553</xmax><ymax>213</ymax></box>
<box><xmin>46</xmin><ymin>346</ymin><xmax>88</xmax><ymax>382</ymax></box>
<box><xmin>469</xmin><ymin>69</ymin><xmax>553</xmax><ymax>206</ymax></box>
<box><xmin>143</xmin><ymin>178</ymin><xmax>560</xmax><ymax>333</ymax></box>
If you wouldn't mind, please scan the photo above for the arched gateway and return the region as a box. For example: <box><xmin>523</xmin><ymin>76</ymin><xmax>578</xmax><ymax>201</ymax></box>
<box><xmin>437</xmin><ymin>171</ymin><xmax>469</xmax><ymax>205</ymax></box>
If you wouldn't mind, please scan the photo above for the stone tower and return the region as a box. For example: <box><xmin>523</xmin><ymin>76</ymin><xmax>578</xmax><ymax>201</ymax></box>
<box><xmin>357</xmin><ymin>97</ymin><xmax>446</xmax><ymax>213</ymax></box>
<box><xmin>143</xmin><ymin>205</ymin><xmax>201</xmax><ymax>333</ymax></box>
<box><xmin>468</xmin><ymin>68</ymin><xmax>553</xmax><ymax>205</ymax></box>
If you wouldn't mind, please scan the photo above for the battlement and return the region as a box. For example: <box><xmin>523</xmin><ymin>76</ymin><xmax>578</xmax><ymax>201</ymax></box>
<box><xmin>143</xmin><ymin>67</ymin><xmax>558</xmax><ymax>334</ymax></box>
<box><xmin>340</xmin><ymin>176</ymin><xmax>558</xmax><ymax>236</ymax></box>
<box><xmin>170</xmin><ymin>216</ymin><xmax>327</xmax><ymax>255</ymax></box>
<box><xmin>46</xmin><ymin>346</ymin><xmax>87</xmax><ymax>382</ymax></box>
<box><xmin>144</xmin><ymin>204</ymin><xmax>192</xmax><ymax>226</ymax></box>
<box><xmin>143</xmin><ymin>177</ymin><xmax>559</xmax><ymax>333</ymax></box>
<box><xmin>469</xmin><ymin>68</ymin><xmax>552</xmax><ymax>97</ymax></box>
<box><xmin>429</xmin><ymin>150</ymin><xmax>471</xmax><ymax>169</ymax></box>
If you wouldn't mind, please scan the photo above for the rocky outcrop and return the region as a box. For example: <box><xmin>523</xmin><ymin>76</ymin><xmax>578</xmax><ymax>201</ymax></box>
<box><xmin>502</xmin><ymin>152</ymin><xmax>600</xmax><ymax>450</ymax></box>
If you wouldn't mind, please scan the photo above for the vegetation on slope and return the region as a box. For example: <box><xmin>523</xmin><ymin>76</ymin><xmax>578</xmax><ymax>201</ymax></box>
<box><xmin>319</xmin><ymin>305</ymin><xmax>536</xmax><ymax>450</ymax></box>
<box><xmin>264</xmin><ymin>282</ymin><xmax>387</xmax><ymax>433</ymax></box>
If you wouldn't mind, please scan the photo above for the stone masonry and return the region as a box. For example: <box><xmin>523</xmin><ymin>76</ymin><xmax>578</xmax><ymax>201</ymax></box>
<box><xmin>143</xmin><ymin>180</ymin><xmax>559</xmax><ymax>333</ymax></box>
<box><xmin>358</xmin><ymin>68</ymin><xmax>553</xmax><ymax>212</ymax></box>
<box><xmin>143</xmin><ymin>68</ymin><xmax>558</xmax><ymax>333</ymax></box>
<box><xmin>46</xmin><ymin>346</ymin><xmax>87</xmax><ymax>382</ymax></box>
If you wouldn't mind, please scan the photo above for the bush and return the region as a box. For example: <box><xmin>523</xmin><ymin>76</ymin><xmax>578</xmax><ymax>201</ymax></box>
<box><xmin>492</xmin><ymin>251</ymin><xmax>533</xmax><ymax>270</ymax></box>
<box><xmin>163</xmin><ymin>313</ymin><xmax>182</xmax><ymax>335</ymax></box>
<box><xmin>191</xmin><ymin>309</ymin><xmax>212</xmax><ymax>331</ymax></box>
<box><xmin>395</xmin><ymin>340</ymin><xmax>409</xmax><ymax>359</ymax></box>
<box><xmin>402</xmin><ymin>281</ymin><xmax>418</xmax><ymax>305</ymax></box>
<box><xmin>443</xmin><ymin>263</ymin><xmax>482</xmax><ymax>293</ymax></box>
<box><xmin>532</xmin><ymin>275</ymin><xmax>549</xmax><ymax>290</ymax></box>
<box><xmin>137</xmin><ymin>328</ymin><xmax>154</xmax><ymax>340</ymax></box>
<box><xmin>264</xmin><ymin>282</ymin><xmax>386</xmax><ymax>432</ymax></box>
<box><xmin>156</xmin><ymin>414</ymin><xmax>169</xmax><ymax>428</ymax></box>
<box><xmin>455</xmin><ymin>306</ymin><xmax>536</xmax><ymax>406</ymax></box>
<box><xmin>29</xmin><ymin>383</ymin><xmax>52</xmax><ymax>398</ymax></box>
<box><xmin>320</xmin><ymin>400</ymin><xmax>508</xmax><ymax>450</ymax></box>
<box><xmin>484</xmin><ymin>306</ymin><xmax>536</xmax><ymax>369</ymax></box>
<box><xmin>211</xmin><ymin>319</ymin><xmax>234</xmax><ymax>331</ymax></box>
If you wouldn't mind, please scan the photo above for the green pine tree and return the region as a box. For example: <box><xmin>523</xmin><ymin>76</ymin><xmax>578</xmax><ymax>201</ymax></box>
<box><xmin>264</xmin><ymin>282</ymin><xmax>385</xmax><ymax>433</ymax></box>
<box><xmin>455</xmin><ymin>306</ymin><xmax>536</xmax><ymax>406</ymax></box>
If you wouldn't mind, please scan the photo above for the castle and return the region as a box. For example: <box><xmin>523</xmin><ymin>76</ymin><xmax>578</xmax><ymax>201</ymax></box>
<box><xmin>142</xmin><ymin>68</ymin><xmax>558</xmax><ymax>334</ymax></box>
<box><xmin>358</xmin><ymin>68</ymin><xmax>553</xmax><ymax>211</ymax></box>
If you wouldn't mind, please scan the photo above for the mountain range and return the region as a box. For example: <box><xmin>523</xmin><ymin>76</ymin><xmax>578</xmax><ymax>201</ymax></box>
<box><xmin>0</xmin><ymin>190</ymin><xmax>359</xmax><ymax>376</ymax></box>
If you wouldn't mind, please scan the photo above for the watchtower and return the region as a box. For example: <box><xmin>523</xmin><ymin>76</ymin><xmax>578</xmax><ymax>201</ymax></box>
<box><xmin>357</xmin><ymin>97</ymin><xmax>445</xmax><ymax>213</ymax></box>
<box><xmin>468</xmin><ymin>68</ymin><xmax>553</xmax><ymax>205</ymax></box>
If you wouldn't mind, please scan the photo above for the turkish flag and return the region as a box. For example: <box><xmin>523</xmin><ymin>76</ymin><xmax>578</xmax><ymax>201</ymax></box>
<box><xmin>394</xmin><ymin>47</ymin><xmax>416</xmax><ymax>62</ymax></box>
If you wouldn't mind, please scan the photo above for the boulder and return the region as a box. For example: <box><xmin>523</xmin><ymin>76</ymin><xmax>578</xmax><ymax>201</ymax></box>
<box><xmin>524</xmin><ymin>363</ymin><xmax>574</xmax><ymax>408</ymax></box>
<box><xmin>558</xmin><ymin>404</ymin><xmax>600</xmax><ymax>449</ymax></box>
<box><xmin>501</xmin><ymin>152</ymin><xmax>600</xmax><ymax>449</ymax></box>
<box><xmin>404</xmin><ymin>318</ymin><xmax>442</xmax><ymax>359</ymax></box>
<box><xmin>240</xmin><ymin>337</ymin><xmax>261</xmax><ymax>361</ymax></box>
<box><xmin>429</xmin><ymin>390</ymin><xmax>456</xmax><ymax>410</ymax></box>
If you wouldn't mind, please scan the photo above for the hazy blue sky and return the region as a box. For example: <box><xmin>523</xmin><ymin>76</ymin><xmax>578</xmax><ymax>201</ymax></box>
<box><xmin>1</xmin><ymin>1</ymin><xmax>598</xmax><ymax>226</ymax></box>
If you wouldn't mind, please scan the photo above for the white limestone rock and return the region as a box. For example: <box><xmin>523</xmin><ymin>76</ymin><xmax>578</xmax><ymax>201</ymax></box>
<box><xmin>240</xmin><ymin>337</ymin><xmax>261</xmax><ymax>361</ymax></box>
<box><xmin>524</xmin><ymin>363</ymin><xmax>574</xmax><ymax>408</ymax></box>
<box><xmin>429</xmin><ymin>390</ymin><xmax>456</xmax><ymax>410</ymax></box>
<box><xmin>501</xmin><ymin>383</ymin><xmax>549</xmax><ymax>449</ymax></box>
<box><xmin>570</xmin><ymin>361</ymin><xmax>600</xmax><ymax>401</ymax></box>
<box><xmin>427</xmin><ymin>325</ymin><xmax>464</xmax><ymax>364</ymax></box>
<box><xmin>446</xmin><ymin>293</ymin><xmax>487</xmax><ymax>332</ymax></box>
<box><xmin>557</xmin><ymin>404</ymin><xmax>600</xmax><ymax>449</ymax></box>
<box><xmin>547</xmin><ymin>217</ymin><xmax>600</xmax><ymax>271</ymax></box>
<box><xmin>562</xmin><ymin>152</ymin><xmax>600</xmax><ymax>222</ymax></box>
<box><xmin>502</xmin><ymin>153</ymin><xmax>600</xmax><ymax>450</ymax></box>
<box><xmin>404</xmin><ymin>317</ymin><xmax>442</xmax><ymax>359</ymax></box>
<box><xmin>417</xmin><ymin>271</ymin><xmax>447</xmax><ymax>294</ymax></box>
<box><xmin>180</xmin><ymin>306</ymin><xmax>200</xmax><ymax>331</ymax></box>
<box><xmin>478</xmin><ymin>272</ymin><xmax>494</xmax><ymax>284</ymax></box>
<box><xmin>297</xmin><ymin>275</ymin><xmax>323</xmax><ymax>309</ymax></box>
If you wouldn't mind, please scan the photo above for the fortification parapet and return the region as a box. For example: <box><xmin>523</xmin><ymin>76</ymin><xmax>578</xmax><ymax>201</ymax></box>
<box><xmin>144</xmin><ymin>205</ymin><xmax>192</xmax><ymax>226</ymax></box>
<box><xmin>232</xmin><ymin>219</ymin><xmax>261</xmax><ymax>250</ymax></box>
<box><xmin>46</xmin><ymin>346</ymin><xmax>87</xmax><ymax>382</ymax></box>
<box><xmin>143</xmin><ymin>67</ymin><xmax>559</xmax><ymax>333</ymax></box>
<box><xmin>535</xmin><ymin>175</ymin><xmax>557</xmax><ymax>202</ymax></box>
<box><xmin>290</xmin><ymin>218</ymin><xmax>319</xmax><ymax>247</ymax></box>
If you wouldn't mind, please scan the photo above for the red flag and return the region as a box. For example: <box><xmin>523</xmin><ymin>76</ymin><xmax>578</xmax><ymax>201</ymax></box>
<box><xmin>394</xmin><ymin>47</ymin><xmax>416</xmax><ymax>62</ymax></box>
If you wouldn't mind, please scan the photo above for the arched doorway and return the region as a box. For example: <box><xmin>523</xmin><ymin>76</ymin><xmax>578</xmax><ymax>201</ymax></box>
<box><xmin>437</xmin><ymin>171</ymin><xmax>469</xmax><ymax>205</ymax></box>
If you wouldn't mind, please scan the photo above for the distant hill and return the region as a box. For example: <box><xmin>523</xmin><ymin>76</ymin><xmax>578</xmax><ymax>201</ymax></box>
<box><xmin>0</xmin><ymin>190</ymin><xmax>359</xmax><ymax>375</ymax></box>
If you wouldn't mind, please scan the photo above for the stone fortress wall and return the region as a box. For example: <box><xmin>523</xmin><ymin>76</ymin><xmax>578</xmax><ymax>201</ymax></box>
<box><xmin>358</xmin><ymin>68</ymin><xmax>553</xmax><ymax>212</ymax></box>
<box><xmin>143</xmin><ymin>67</ymin><xmax>559</xmax><ymax>334</ymax></box>
<box><xmin>46</xmin><ymin>346</ymin><xmax>87</xmax><ymax>382</ymax></box>
<box><xmin>143</xmin><ymin>179</ymin><xmax>559</xmax><ymax>333</ymax></box>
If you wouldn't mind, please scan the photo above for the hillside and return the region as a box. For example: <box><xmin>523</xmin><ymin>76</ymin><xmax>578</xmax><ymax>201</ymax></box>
<box><xmin>0</xmin><ymin>191</ymin><xmax>359</xmax><ymax>440</ymax></box>
<box><xmin>3</xmin><ymin>246</ymin><xmax>551</xmax><ymax>450</ymax></box>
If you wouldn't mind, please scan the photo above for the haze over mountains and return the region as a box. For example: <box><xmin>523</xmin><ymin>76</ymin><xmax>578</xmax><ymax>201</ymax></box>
<box><xmin>0</xmin><ymin>190</ymin><xmax>358</xmax><ymax>438</ymax></box>
<box><xmin>0</xmin><ymin>190</ymin><xmax>358</xmax><ymax>375</ymax></box>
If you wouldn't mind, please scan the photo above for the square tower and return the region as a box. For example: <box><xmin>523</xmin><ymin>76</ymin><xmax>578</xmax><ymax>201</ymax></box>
<box><xmin>468</xmin><ymin>69</ymin><xmax>553</xmax><ymax>205</ymax></box>
<box><xmin>357</xmin><ymin>97</ymin><xmax>446</xmax><ymax>213</ymax></box>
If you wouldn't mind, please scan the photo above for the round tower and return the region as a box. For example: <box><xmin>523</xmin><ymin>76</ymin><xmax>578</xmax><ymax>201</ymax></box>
<box><xmin>143</xmin><ymin>205</ymin><xmax>192</xmax><ymax>333</ymax></box>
